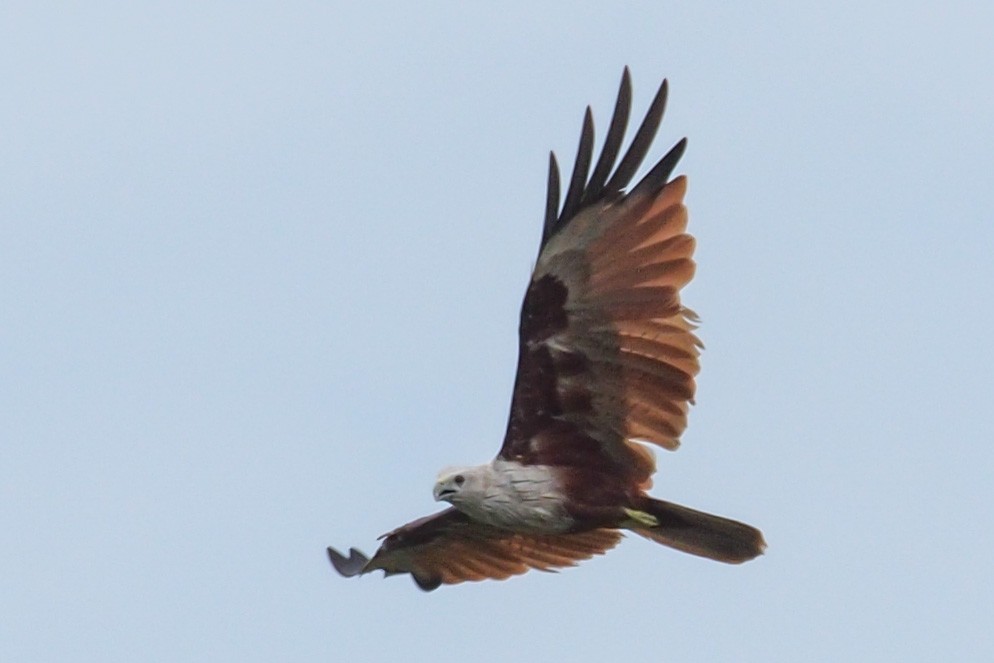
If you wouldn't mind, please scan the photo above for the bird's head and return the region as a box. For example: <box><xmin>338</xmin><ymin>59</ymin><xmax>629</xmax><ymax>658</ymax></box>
<box><xmin>433</xmin><ymin>465</ymin><xmax>486</xmax><ymax>505</ymax></box>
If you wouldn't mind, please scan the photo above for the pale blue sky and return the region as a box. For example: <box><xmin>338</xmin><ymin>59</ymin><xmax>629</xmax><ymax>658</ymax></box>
<box><xmin>3</xmin><ymin>3</ymin><xmax>993</xmax><ymax>661</ymax></box>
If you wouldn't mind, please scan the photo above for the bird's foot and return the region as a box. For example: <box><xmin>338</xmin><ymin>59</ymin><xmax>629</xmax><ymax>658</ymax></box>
<box><xmin>622</xmin><ymin>508</ymin><xmax>659</xmax><ymax>528</ymax></box>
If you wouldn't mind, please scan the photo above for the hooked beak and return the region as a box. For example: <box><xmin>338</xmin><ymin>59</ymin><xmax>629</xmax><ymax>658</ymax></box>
<box><xmin>433</xmin><ymin>485</ymin><xmax>456</xmax><ymax>501</ymax></box>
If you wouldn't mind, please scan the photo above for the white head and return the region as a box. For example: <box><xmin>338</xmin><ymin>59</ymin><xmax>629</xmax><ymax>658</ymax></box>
<box><xmin>433</xmin><ymin>465</ymin><xmax>489</xmax><ymax>506</ymax></box>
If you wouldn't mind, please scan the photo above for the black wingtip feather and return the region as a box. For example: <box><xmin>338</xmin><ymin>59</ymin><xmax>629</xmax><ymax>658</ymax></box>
<box><xmin>541</xmin><ymin>151</ymin><xmax>561</xmax><ymax>247</ymax></box>
<box><xmin>327</xmin><ymin>546</ymin><xmax>370</xmax><ymax>578</ymax></box>
<box><xmin>603</xmin><ymin>77</ymin><xmax>669</xmax><ymax>195</ymax></box>
<box><xmin>630</xmin><ymin>137</ymin><xmax>688</xmax><ymax>200</ymax></box>
<box><xmin>582</xmin><ymin>68</ymin><xmax>633</xmax><ymax>205</ymax></box>
<box><xmin>559</xmin><ymin>107</ymin><xmax>595</xmax><ymax>225</ymax></box>
<box><xmin>413</xmin><ymin>573</ymin><xmax>443</xmax><ymax>592</ymax></box>
<box><xmin>540</xmin><ymin>71</ymin><xmax>683</xmax><ymax>250</ymax></box>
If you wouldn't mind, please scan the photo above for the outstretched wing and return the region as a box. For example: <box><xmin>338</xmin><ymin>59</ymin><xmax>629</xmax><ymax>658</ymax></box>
<box><xmin>500</xmin><ymin>69</ymin><xmax>700</xmax><ymax>490</ymax></box>
<box><xmin>328</xmin><ymin>508</ymin><xmax>622</xmax><ymax>591</ymax></box>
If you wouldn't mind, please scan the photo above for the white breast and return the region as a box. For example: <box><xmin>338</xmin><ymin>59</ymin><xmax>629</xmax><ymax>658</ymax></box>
<box><xmin>459</xmin><ymin>460</ymin><xmax>574</xmax><ymax>533</ymax></box>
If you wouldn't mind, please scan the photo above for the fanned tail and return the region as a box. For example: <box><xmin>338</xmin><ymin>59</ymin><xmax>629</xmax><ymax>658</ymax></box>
<box><xmin>631</xmin><ymin>497</ymin><xmax>766</xmax><ymax>564</ymax></box>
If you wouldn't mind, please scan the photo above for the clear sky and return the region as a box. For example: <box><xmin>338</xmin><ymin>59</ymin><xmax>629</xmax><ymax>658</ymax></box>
<box><xmin>3</xmin><ymin>3</ymin><xmax>993</xmax><ymax>661</ymax></box>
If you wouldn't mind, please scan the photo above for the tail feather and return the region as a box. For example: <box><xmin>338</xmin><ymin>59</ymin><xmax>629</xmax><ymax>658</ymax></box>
<box><xmin>632</xmin><ymin>498</ymin><xmax>766</xmax><ymax>564</ymax></box>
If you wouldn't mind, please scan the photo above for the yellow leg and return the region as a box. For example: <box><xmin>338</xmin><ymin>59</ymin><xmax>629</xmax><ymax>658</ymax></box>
<box><xmin>623</xmin><ymin>508</ymin><xmax>659</xmax><ymax>528</ymax></box>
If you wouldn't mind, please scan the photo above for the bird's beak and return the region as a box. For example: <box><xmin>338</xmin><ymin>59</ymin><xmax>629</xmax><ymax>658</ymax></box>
<box><xmin>433</xmin><ymin>484</ymin><xmax>454</xmax><ymax>501</ymax></box>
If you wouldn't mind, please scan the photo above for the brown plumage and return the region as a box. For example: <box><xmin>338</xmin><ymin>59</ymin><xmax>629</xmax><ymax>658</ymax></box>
<box><xmin>331</xmin><ymin>509</ymin><xmax>623</xmax><ymax>591</ymax></box>
<box><xmin>328</xmin><ymin>68</ymin><xmax>765</xmax><ymax>591</ymax></box>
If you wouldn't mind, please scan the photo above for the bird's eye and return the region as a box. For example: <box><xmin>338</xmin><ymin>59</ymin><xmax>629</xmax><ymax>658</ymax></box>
<box><xmin>454</xmin><ymin>475</ymin><xmax>465</xmax><ymax>486</ymax></box>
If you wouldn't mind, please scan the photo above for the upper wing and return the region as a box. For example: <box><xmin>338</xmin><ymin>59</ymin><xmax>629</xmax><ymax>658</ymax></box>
<box><xmin>499</xmin><ymin>69</ymin><xmax>700</xmax><ymax>490</ymax></box>
<box><xmin>328</xmin><ymin>507</ymin><xmax>621</xmax><ymax>591</ymax></box>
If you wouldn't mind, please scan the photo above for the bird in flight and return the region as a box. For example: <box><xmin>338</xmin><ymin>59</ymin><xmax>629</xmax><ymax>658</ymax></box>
<box><xmin>328</xmin><ymin>68</ymin><xmax>766</xmax><ymax>591</ymax></box>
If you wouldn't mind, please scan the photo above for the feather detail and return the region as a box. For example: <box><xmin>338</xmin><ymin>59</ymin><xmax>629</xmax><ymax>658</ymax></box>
<box><xmin>329</xmin><ymin>508</ymin><xmax>622</xmax><ymax>590</ymax></box>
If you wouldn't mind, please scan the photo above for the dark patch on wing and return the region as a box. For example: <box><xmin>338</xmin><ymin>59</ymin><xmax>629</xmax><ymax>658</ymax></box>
<box><xmin>520</xmin><ymin>274</ymin><xmax>569</xmax><ymax>344</ymax></box>
<box><xmin>501</xmin><ymin>272</ymin><xmax>613</xmax><ymax>467</ymax></box>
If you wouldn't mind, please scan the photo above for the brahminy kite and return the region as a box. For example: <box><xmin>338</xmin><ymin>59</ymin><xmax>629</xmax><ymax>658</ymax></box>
<box><xmin>328</xmin><ymin>69</ymin><xmax>766</xmax><ymax>591</ymax></box>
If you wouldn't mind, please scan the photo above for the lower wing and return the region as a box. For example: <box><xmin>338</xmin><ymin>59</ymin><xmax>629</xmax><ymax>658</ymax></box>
<box><xmin>328</xmin><ymin>507</ymin><xmax>622</xmax><ymax>591</ymax></box>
